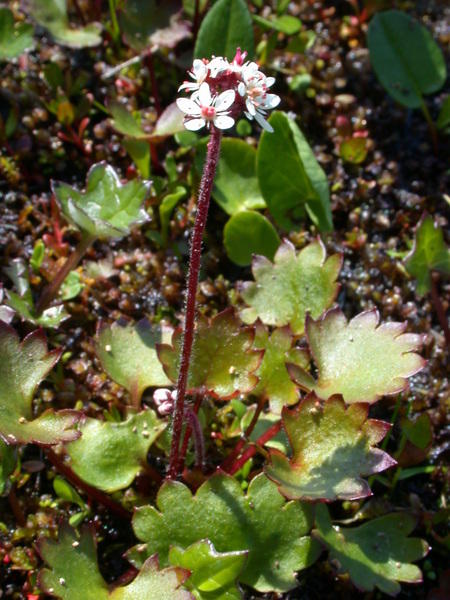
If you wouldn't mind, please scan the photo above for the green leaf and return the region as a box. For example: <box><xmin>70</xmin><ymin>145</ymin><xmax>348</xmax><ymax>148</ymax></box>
<box><xmin>0</xmin><ymin>322</ymin><xmax>79</xmax><ymax>445</ymax></box>
<box><xmin>252</xmin><ymin>324</ymin><xmax>308</xmax><ymax>413</ymax></box>
<box><xmin>313</xmin><ymin>504</ymin><xmax>429</xmax><ymax>595</ymax></box>
<box><xmin>194</xmin><ymin>0</ymin><xmax>254</xmax><ymax>60</ymax></box>
<box><xmin>289</xmin><ymin>308</ymin><xmax>425</xmax><ymax>404</ymax></box>
<box><xmin>29</xmin><ymin>0</ymin><xmax>102</xmax><ymax>48</ymax></box>
<box><xmin>123</xmin><ymin>139</ymin><xmax>151</xmax><ymax>179</ymax></box>
<box><xmin>109</xmin><ymin>102</ymin><xmax>148</xmax><ymax>139</ymax></box>
<box><xmin>0</xmin><ymin>438</ymin><xmax>16</xmax><ymax>495</ymax></box>
<box><xmin>157</xmin><ymin>309</ymin><xmax>263</xmax><ymax>399</ymax></box>
<box><xmin>0</xmin><ymin>8</ymin><xmax>34</xmax><ymax>60</ymax></box>
<box><xmin>339</xmin><ymin>138</ymin><xmax>368</xmax><ymax>164</ymax></box>
<box><xmin>132</xmin><ymin>473</ymin><xmax>320</xmax><ymax>593</ymax></box>
<box><xmin>160</xmin><ymin>186</ymin><xmax>187</xmax><ymax>246</ymax></box>
<box><xmin>169</xmin><ymin>540</ymin><xmax>247</xmax><ymax>599</ymax></box>
<box><xmin>265</xmin><ymin>395</ymin><xmax>396</xmax><ymax>501</ymax></box>
<box><xmin>53</xmin><ymin>476</ymin><xmax>86</xmax><ymax>509</ymax></box>
<box><xmin>404</xmin><ymin>214</ymin><xmax>450</xmax><ymax>296</ymax></box>
<box><xmin>6</xmin><ymin>290</ymin><xmax>69</xmax><ymax>328</ymax></box>
<box><xmin>437</xmin><ymin>96</ymin><xmax>450</xmax><ymax>130</ymax></box>
<box><xmin>53</xmin><ymin>162</ymin><xmax>150</xmax><ymax>240</ymax></box>
<box><xmin>367</xmin><ymin>10</ymin><xmax>446</xmax><ymax>109</ymax></box>
<box><xmin>223</xmin><ymin>211</ymin><xmax>280</xmax><ymax>267</ymax></box>
<box><xmin>65</xmin><ymin>410</ymin><xmax>165</xmax><ymax>492</ymax></box>
<box><xmin>257</xmin><ymin>112</ymin><xmax>333</xmax><ymax>232</ymax></box>
<box><xmin>150</xmin><ymin>102</ymin><xmax>185</xmax><ymax>140</ymax></box>
<box><xmin>30</xmin><ymin>240</ymin><xmax>45</xmax><ymax>273</ymax></box>
<box><xmin>60</xmin><ymin>271</ymin><xmax>83</xmax><ymax>301</ymax></box>
<box><xmin>96</xmin><ymin>318</ymin><xmax>172</xmax><ymax>403</ymax></box>
<box><xmin>241</xmin><ymin>239</ymin><xmax>341</xmax><ymax>335</ymax></box>
<box><xmin>253</xmin><ymin>14</ymin><xmax>302</xmax><ymax>35</ymax></box>
<box><xmin>402</xmin><ymin>413</ymin><xmax>432</xmax><ymax>450</ymax></box>
<box><xmin>196</xmin><ymin>139</ymin><xmax>266</xmax><ymax>216</ymax></box>
<box><xmin>38</xmin><ymin>524</ymin><xmax>192</xmax><ymax>599</ymax></box>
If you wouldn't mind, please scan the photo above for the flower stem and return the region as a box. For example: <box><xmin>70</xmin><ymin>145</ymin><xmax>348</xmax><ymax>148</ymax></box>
<box><xmin>167</xmin><ymin>126</ymin><xmax>222</xmax><ymax>479</ymax></box>
<box><xmin>35</xmin><ymin>233</ymin><xmax>94</xmax><ymax>315</ymax></box>
<box><xmin>227</xmin><ymin>421</ymin><xmax>282</xmax><ymax>476</ymax></box>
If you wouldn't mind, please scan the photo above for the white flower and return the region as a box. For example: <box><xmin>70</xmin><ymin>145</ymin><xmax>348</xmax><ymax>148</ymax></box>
<box><xmin>178</xmin><ymin>59</ymin><xmax>208</xmax><ymax>94</ymax></box>
<box><xmin>238</xmin><ymin>65</ymin><xmax>280</xmax><ymax>132</ymax></box>
<box><xmin>176</xmin><ymin>82</ymin><xmax>236</xmax><ymax>131</ymax></box>
<box><xmin>207</xmin><ymin>56</ymin><xmax>229</xmax><ymax>77</ymax></box>
<box><xmin>153</xmin><ymin>388</ymin><xmax>176</xmax><ymax>416</ymax></box>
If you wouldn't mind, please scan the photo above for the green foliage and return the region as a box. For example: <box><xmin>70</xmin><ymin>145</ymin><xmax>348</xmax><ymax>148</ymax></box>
<box><xmin>223</xmin><ymin>211</ymin><xmax>280</xmax><ymax>266</ymax></box>
<box><xmin>313</xmin><ymin>504</ymin><xmax>429</xmax><ymax>595</ymax></box>
<box><xmin>53</xmin><ymin>162</ymin><xmax>150</xmax><ymax>240</ymax></box>
<box><xmin>404</xmin><ymin>214</ymin><xmax>450</xmax><ymax>296</ymax></box>
<box><xmin>0</xmin><ymin>438</ymin><xmax>16</xmax><ymax>494</ymax></box>
<box><xmin>253</xmin><ymin>324</ymin><xmax>308</xmax><ymax>413</ymax></box>
<box><xmin>132</xmin><ymin>473</ymin><xmax>320</xmax><ymax>593</ymax></box>
<box><xmin>65</xmin><ymin>410</ymin><xmax>165</xmax><ymax>492</ymax></box>
<box><xmin>38</xmin><ymin>524</ymin><xmax>193</xmax><ymax>599</ymax></box>
<box><xmin>367</xmin><ymin>10</ymin><xmax>446</xmax><ymax>109</ymax></box>
<box><xmin>159</xmin><ymin>187</ymin><xmax>188</xmax><ymax>246</ymax></box>
<box><xmin>0</xmin><ymin>322</ymin><xmax>80</xmax><ymax>445</ymax></box>
<box><xmin>60</xmin><ymin>271</ymin><xmax>83</xmax><ymax>301</ymax></box>
<box><xmin>109</xmin><ymin>102</ymin><xmax>148</xmax><ymax>139</ymax></box>
<box><xmin>289</xmin><ymin>308</ymin><xmax>425</xmax><ymax>404</ymax></box>
<box><xmin>0</xmin><ymin>8</ymin><xmax>33</xmax><ymax>60</ymax></box>
<box><xmin>339</xmin><ymin>138</ymin><xmax>368</xmax><ymax>164</ymax></box>
<box><xmin>437</xmin><ymin>96</ymin><xmax>450</xmax><ymax>130</ymax></box>
<box><xmin>169</xmin><ymin>540</ymin><xmax>247</xmax><ymax>599</ymax></box>
<box><xmin>96</xmin><ymin>319</ymin><xmax>172</xmax><ymax>403</ymax></box>
<box><xmin>196</xmin><ymin>139</ymin><xmax>265</xmax><ymax>216</ymax></box>
<box><xmin>265</xmin><ymin>395</ymin><xmax>396</xmax><ymax>501</ymax></box>
<box><xmin>257</xmin><ymin>111</ymin><xmax>333</xmax><ymax>232</ymax></box>
<box><xmin>253</xmin><ymin>14</ymin><xmax>302</xmax><ymax>35</ymax></box>
<box><xmin>194</xmin><ymin>0</ymin><xmax>254</xmax><ymax>60</ymax></box>
<box><xmin>29</xmin><ymin>0</ymin><xmax>102</xmax><ymax>48</ymax></box>
<box><xmin>158</xmin><ymin>309</ymin><xmax>263</xmax><ymax>399</ymax></box>
<box><xmin>241</xmin><ymin>240</ymin><xmax>341</xmax><ymax>335</ymax></box>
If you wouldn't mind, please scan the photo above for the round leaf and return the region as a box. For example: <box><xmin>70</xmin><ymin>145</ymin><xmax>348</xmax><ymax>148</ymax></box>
<box><xmin>224</xmin><ymin>211</ymin><xmax>280</xmax><ymax>266</ymax></box>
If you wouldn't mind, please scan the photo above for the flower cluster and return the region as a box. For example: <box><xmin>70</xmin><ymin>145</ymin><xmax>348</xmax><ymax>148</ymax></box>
<box><xmin>176</xmin><ymin>49</ymin><xmax>280</xmax><ymax>132</ymax></box>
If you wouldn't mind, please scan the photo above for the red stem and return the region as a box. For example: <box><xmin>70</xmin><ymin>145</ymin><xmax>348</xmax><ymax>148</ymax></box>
<box><xmin>430</xmin><ymin>273</ymin><xmax>450</xmax><ymax>347</ymax></box>
<box><xmin>167</xmin><ymin>126</ymin><xmax>222</xmax><ymax>479</ymax></box>
<box><xmin>220</xmin><ymin>398</ymin><xmax>266</xmax><ymax>472</ymax></box>
<box><xmin>227</xmin><ymin>421</ymin><xmax>282</xmax><ymax>476</ymax></box>
<box><xmin>46</xmin><ymin>450</ymin><xmax>130</xmax><ymax>520</ymax></box>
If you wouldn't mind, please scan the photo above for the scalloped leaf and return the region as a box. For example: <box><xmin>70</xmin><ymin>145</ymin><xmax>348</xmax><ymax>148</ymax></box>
<box><xmin>157</xmin><ymin>309</ymin><xmax>263</xmax><ymax>400</ymax></box>
<box><xmin>240</xmin><ymin>240</ymin><xmax>341</xmax><ymax>335</ymax></box>
<box><xmin>253</xmin><ymin>324</ymin><xmax>308</xmax><ymax>413</ymax></box>
<box><xmin>65</xmin><ymin>410</ymin><xmax>165</xmax><ymax>492</ymax></box>
<box><xmin>169</xmin><ymin>540</ymin><xmax>247</xmax><ymax>599</ymax></box>
<box><xmin>38</xmin><ymin>524</ymin><xmax>192</xmax><ymax>599</ymax></box>
<box><xmin>265</xmin><ymin>395</ymin><xmax>396</xmax><ymax>501</ymax></box>
<box><xmin>288</xmin><ymin>308</ymin><xmax>425</xmax><ymax>404</ymax></box>
<box><xmin>29</xmin><ymin>0</ymin><xmax>102</xmax><ymax>48</ymax></box>
<box><xmin>132</xmin><ymin>473</ymin><xmax>321</xmax><ymax>593</ymax></box>
<box><xmin>404</xmin><ymin>214</ymin><xmax>450</xmax><ymax>296</ymax></box>
<box><xmin>0</xmin><ymin>322</ymin><xmax>79</xmax><ymax>445</ymax></box>
<box><xmin>0</xmin><ymin>8</ymin><xmax>34</xmax><ymax>60</ymax></box>
<box><xmin>96</xmin><ymin>319</ymin><xmax>172</xmax><ymax>403</ymax></box>
<box><xmin>52</xmin><ymin>162</ymin><xmax>150</xmax><ymax>240</ymax></box>
<box><xmin>313</xmin><ymin>504</ymin><xmax>429</xmax><ymax>596</ymax></box>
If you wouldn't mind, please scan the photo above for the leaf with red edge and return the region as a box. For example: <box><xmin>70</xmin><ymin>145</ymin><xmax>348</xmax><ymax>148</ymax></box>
<box><xmin>265</xmin><ymin>394</ymin><xmax>396</xmax><ymax>501</ymax></box>
<box><xmin>38</xmin><ymin>523</ymin><xmax>192</xmax><ymax>599</ymax></box>
<box><xmin>313</xmin><ymin>504</ymin><xmax>429</xmax><ymax>596</ymax></box>
<box><xmin>0</xmin><ymin>322</ymin><xmax>80</xmax><ymax>446</ymax></box>
<box><xmin>288</xmin><ymin>308</ymin><xmax>425</xmax><ymax>404</ymax></box>
<box><xmin>240</xmin><ymin>240</ymin><xmax>341</xmax><ymax>335</ymax></box>
<box><xmin>157</xmin><ymin>309</ymin><xmax>263</xmax><ymax>399</ymax></box>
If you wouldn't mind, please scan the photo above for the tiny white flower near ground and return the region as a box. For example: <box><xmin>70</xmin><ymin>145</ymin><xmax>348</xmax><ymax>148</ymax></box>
<box><xmin>178</xmin><ymin>58</ymin><xmax>208</xmax><ymax>94</ymax></box>
<box><xmin>176</xmin><ymin>82</ymin><xmax>235</xmax><ymax>131</ymax></box>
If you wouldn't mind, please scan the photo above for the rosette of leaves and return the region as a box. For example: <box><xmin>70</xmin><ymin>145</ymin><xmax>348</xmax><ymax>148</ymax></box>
<box><xmin>0</xmin><ymin>8</ymin><xmax>34</xmax><ymax>60</ymax></box>
<box><xmin>0</xmin><ymin>322</ymin><xmax>79</xmax><ymax>445</ymax></box>
<box><xmin>132</xmin><ymin>473</ymin><xmax>320</xmax><ymax>593</ymax></box>
<box><xmin>38</xmin><ymin>524</ymin><xmax>193</xmax><ymax>599</ymax></box>
<box><xmin>288</xmin><ymin>308</ymin><xmax>425</xmax><ymax>404</ymax></box>
<box><xmin>265</xmin><ymin>394</ymin><xmax>396</xmax><ymax>501</ymax></box>
<box><xmin>157</xmin><ymin>309</ymin><xmax>263</xmax><ymax>399</ymax></box>
<box><xmin>240</xmin><ymin>240</ymin><xmax>341</xmax><ymax>335</ymax></box>
<box><xmin>52</xmin><ymin>162</ymin><xmax>150</xmax><ymax>241</ymax></box>
<box><xmin>64</xmin><ymin>410</ymin><xmax>165</xmax><ymax>493</ymax></box>
<box><xmin>313</xmin><ymin>504</ymin><xmax>429</xmax><ymax>595</ymax></box>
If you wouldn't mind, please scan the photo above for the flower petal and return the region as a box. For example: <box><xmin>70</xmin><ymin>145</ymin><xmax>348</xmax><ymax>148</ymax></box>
<box><xmin>254</xmin><ymin>111</ymin><xmax>273</xmax><ymax>133</ymax></box>
<box><xmin>262</xmin><ymin>93</ymin><xmax>281</xmax><ymax>109</ymax></box>
<box><xmin>198</xmin><ymin>82</ymin><xmax>212</xmax><ymax>106</ymax></box>
<box><xmin>214</xmin><ymin>115</ymin><xmax>235</xmax><ymax>130</ymax></box>
<box><xmin>238</xmin><ymin>82</ymin><xmax>246</xmax><ymax>97</ymax></box>
<box><xmin>245</xmin><ymin>97</ymin><xmax>256</xmax><ymax>115</ymax></box>
<box><xmin>215</xmin><ymin>89</ymin><xmax>236</xmax><ymax>112</ymax></box>
<box><xmin>265</xmin><ymin>77</ymin><xmax>275</xmax><ymax>88</ymax></box>
<box><xmin>176</xmin><ymin>97</ymin><xmax>201</xmax><ymax>116</ymax></box>
<box><xmin>192</xmin><ymin>59</ymin><xmax>207</xmax><ymax>79</ymax></box>
<box><xmin>184</xmin><ymin>118</ymin><xmax>206</xmax><ymax>131</ymax></box>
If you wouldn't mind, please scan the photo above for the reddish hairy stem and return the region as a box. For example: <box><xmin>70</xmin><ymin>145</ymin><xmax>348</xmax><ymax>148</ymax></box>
<box><xmin>168</xmin><ymin>126</ymin><xmax>222</xmax><ymax>479</ymax></box>
<box><xmin>35</xmin><ymin>234</ymin><xmax>94</xmax><ymax>315</ymax></box>
<box><xmin>220</xmin><ymin>397</ymin><xmax>266</xmax><ymax>472</ymax></box>
<box><xmin>227</xmin><ymin>421</ymin><xmax>282</xmax><ymax>476</ymax></box>
<box><xmin>430</xmin><ymin>273</ymin><xmax>450</xmax><ymax>347</ymax></box>
<box><xmin>178</xmin><ymin>394</ymin><xmax>203</xmax><ymax>470</ymax></box>
<box><xmin>46</xmin><ymin>450</ymin><xmax>130</xmax><ymax>520</ymax></box>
